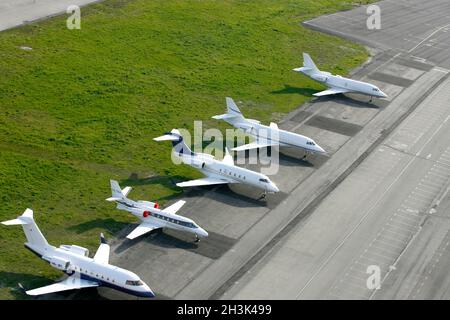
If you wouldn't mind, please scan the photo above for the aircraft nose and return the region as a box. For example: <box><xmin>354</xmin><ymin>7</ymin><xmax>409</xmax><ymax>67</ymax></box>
<box><xmin>270</xmin><ymin>183</ymin><xmax>280</xmax><ymax>193</ymax></box>
<box><xmin>198</xmin><ymin>228</ymin><xmax>209</xmax><ymax>238</ymax></box>
<box><xmin>316</xmin><ymin>145</ymin><xmax>326</xmax><ymax>154</ymax></box>
<box><xmin>380</xmin><ymin>91</ymin><xmax>388</xmax><ymax>98</ymax></box>
<box><xmin>142</xmin><ymin>284</ymin><xmax>155</xmax><ymax>298</ymax></box>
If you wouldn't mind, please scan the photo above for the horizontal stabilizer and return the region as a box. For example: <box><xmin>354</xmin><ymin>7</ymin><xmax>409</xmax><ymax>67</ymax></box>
<box><xmin>121</xmin><ymin>186</ymin><xmax>132</xmax><ymax>197</ymax></box>
<box><xmin>106</xmin><ymin>197</ymin><xmax>122</xmax><ymax>202</ymax></box>
<box><xmin>2</xmin><ymin>218</ymin><xmax>27</xmax><ymax>226</ymax></box>
<box><xmin>154</xmin><ymin>129</ymin><xmax>182</xmax><ymax>142</ymax></box>
<box><xmin>153</xmin><ymin>134</ymin><xmax>179</xmax><ymax>141</ymax></box>
<box><xmin>2</xmin><ymin>208</ymin><xmax>34</xmax><ymax>225</ymax></box>
<box><xmin>212</xmin><ymin>114</ymin><xmax>238</xmax><ymax>120</ymax></box>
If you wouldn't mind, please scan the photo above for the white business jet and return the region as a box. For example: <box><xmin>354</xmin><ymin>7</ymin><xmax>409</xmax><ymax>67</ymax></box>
<box><xmin>106</xmin><ymin>180</ymin><xmax>208</xmax><ymax>242</ymax></box>
<box><xmin>213</xmin><ymin>97</ymin><xmax>326</xmax><ymax>157</ymax></box>
<box><xmin>2</xmin><ymin>209</ymin><xmax>154</xmax><ymax>298</ymax></box>
<box><xmin>154</xmin><ymin>129</ymin><xmax>279</xmax><ymax>199</ymax></box>
<box><xmin>293</xmin><ymin>53</ymin><xmax>387</xmax><ymax>102</ymax></box>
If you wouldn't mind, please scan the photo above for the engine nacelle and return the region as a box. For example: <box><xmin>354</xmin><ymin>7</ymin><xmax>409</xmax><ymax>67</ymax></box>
<box><xmin>184</xmin><ymin>157</ymin><xmax>206</xmax><ymax>169</ymax></box>
<box><xmin>311</xmin><ymin>74</ymin><xmax>328</xmax><ymax>82</ymax></box>
<box><xmin>59</xmin><ymin>245</ymin><xmax>90</xmax><ymax>257</ymax></box>
<box><xmin>48</xmin><ymin>256</ymin><xmax>71</xmax><ymax>271</ymax></box>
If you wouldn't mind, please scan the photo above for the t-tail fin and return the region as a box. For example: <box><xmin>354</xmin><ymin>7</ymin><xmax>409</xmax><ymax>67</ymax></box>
<box><xmin>225</xmin><ymin>97</ymin><xmax>244</xmax><ymax>117</ymax></box>
<box><xmin>2</xmin><ymin>209</ymin><xmax>50</xmax><ymax>249</ymax></box>
<box><xmin>154</xmin><ymin>129</ymin><xmax>194</xmax><ymax>156</ymax></box>
<box><xmin>212</xmin><ymin>97</ymin><xmax>245</xmax><ymax>122</ymax></box>
<box><xmin>107</xmin><ymin>180</ymin><xmax>126</xmax><ymax>202</ymax></box>
<box><xmin>303</xmin><ymin>52</ymin><xmax>319</xmax><ymax>71</ymax></box>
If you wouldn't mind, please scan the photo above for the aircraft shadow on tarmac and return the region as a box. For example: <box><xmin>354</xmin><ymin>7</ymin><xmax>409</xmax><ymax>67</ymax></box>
<box><xmin>270</xmin><ymin>84</ymin><xmax>319</xmax><ymax>96</ymax></box>
<box><xmin>113</xmin><ymin>227</ymin><xmax>197</xmax><ymax>254</ymax></box>
<box><xmin>234</xmin><ymin>146</ymin><xmax>328</xmax><ymax>169</ymax></box>
<box><xmin>113</xmin><ymin>226</ymin><xmax>236</xmax><ymax>260</ymax></box>
<box><xmin>310</xmin><ymin>93</ymin><xmax>385</xmax><ymax>109</ymax></box>
<box><xmin>68</xmin><ymin>218</ymin><xmax>129</xmax><ymax>235</ymax></box>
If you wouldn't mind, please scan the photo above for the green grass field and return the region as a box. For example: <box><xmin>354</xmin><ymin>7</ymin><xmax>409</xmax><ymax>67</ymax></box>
<box><xmin>0</xmin><ymin>0</ymin><xmax>372</xmax><ymax>299</ymax></box>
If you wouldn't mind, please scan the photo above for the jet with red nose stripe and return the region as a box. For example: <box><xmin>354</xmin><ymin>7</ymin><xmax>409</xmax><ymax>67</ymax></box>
<box><xmin>106</xmin><ymin>180</ymin><xmax>208</xmax><ymax>242</ymax></box>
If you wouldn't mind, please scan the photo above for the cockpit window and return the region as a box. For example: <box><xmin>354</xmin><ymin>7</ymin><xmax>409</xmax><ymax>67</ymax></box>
<box><xmin>259</xmin><ymin>178</ymin><xmax>269</xmax><ymax>183</ymax></box>
<box><xmin>126</xmin><ymin>280</ymin><xmax>143</xmax><ymax>286</ymax></box>
<box><xmin>373</xmin><ymin>88</ymin><xmax>379</xmax><ymax>91</ymax></box>
<box><xmin>306</xmin><ymin>141</ymin><xmax>315</xmax><ymax>146</ymax></box>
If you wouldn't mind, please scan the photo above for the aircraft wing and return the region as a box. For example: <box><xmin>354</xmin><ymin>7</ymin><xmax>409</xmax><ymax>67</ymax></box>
<box><xmin>26</xmin><ymin>274</ymin><xmax>99</xmax><ymax>296</ymax></box>
<box><xmin>93</xmin><ymin>234</ymin><xmax>110</xmax><ymax>264</ymax></box>
<box><xmin>177</xmin><ymin>176</ymin><xmax>235</xmax><ymax>188</ymax></box>
<box><xmin>163</xmin><ymin>200</ymin><xmax>186</xmax><ymax>215</ymax></box>
<box><xmin>232</xmin><ymin>140</ymin><xmax>278</xmax><ymax>151</ymax></box>
<box><xmin>313</xmin><ymin>87</ymin><xmax>350</xmax><ymax>97</ymax></box>
<box><xmin>126</xmin><ymin>223</ymin><xmax>160</xmax><ymax>240</ymax></box>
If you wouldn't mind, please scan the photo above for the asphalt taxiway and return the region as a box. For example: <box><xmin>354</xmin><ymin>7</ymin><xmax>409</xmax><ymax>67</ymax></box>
<box><xmin>219</xmin><ymin>0</ymin><xmax>450</xmax><ymax>300</ymax></box>
<box><xmin>0</xmin><ymin>0</ymin><xmax>102</xmax><ymax>32</ymax></box>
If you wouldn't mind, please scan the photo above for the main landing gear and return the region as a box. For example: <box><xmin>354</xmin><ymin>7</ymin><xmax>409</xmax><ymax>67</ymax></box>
<box><xmin>258</xmin><ymin>191</ymin><xmax>267</xmax><ymax>201</ymax></box>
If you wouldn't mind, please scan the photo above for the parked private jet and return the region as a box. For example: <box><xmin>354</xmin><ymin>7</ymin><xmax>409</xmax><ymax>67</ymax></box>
<box><xmin>106</xmin><ymin>180</ymin><xmax>208</xmax><ymax>241</ymax></box>
<box><xmin>154</xmin><ymin>129</ymin><xmax>279</xmax><ymax>198</ymax></box>
<box><xmin>213</xmin><ymin>97</ymin><xmax>326</xmax><ymax>157</ymax></box>
<box><xmin>293</xmin><ymin>53</ymin><xmax>387</xmax><ymax>101</ymax></box>
<box><xmin>2</xmin><ymin>209</ymin><xmax>154</xmax><ymax>297</ymax></box>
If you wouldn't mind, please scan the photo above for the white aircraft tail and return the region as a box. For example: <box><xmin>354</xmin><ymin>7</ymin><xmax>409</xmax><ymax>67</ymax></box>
<box><xmin>154</xmin><ymin>129</ymin><xmax>195</xmax><ymax>156</ymax></box>
<box><xmin>303</xmin><ymin>53</ymin><xmax>319</xmax><ymax>71</ymax></box>
<box><xmin>2</xmin><ymin>209</ymin><xmax>50</xmax><ymax>249</ymax></box>
<box><xmin>107</xmin><ymin>179</ymin><xmax>126</xmax><ymax>201</ymax></box>
<box><xmin>212</xmin><ymin>97</ymin><xmax>245</xmax><ymax>124</ymax></box>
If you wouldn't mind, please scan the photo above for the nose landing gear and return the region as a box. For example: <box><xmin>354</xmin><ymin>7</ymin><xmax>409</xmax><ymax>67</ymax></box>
<box><xmin>194</xmin><ymin>234</ymin><xmax>200</xmax><ymax>243</ymax></box>
<box><xmin>257</xmin><ymin>191</ymin><xmax>267</xmax><ymax>201</ymax></box>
